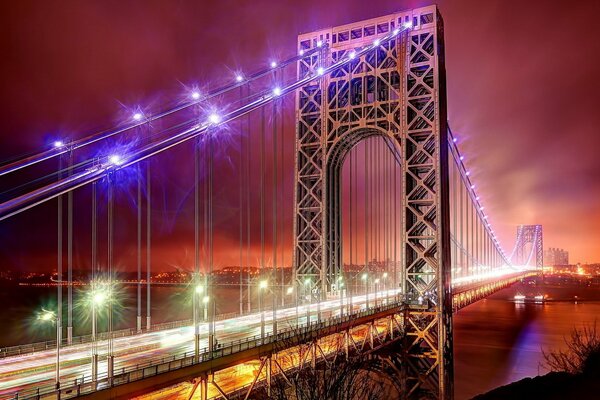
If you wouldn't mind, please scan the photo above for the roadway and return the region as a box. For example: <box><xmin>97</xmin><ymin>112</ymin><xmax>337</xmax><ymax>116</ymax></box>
<box><xmin>0</xmin><ymin>290</ymin><xmax>400</xmax><ymax>399</ymax></box>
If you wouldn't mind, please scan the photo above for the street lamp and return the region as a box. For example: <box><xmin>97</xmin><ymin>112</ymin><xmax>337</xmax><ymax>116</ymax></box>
<box><xmin>304</xmin><ymin>278</ymin><xmax>311</xmax><ymax>326</ymax></box>
<box><xmin>337</xmin><ymin>276</ymin><xmax>344</xmax><ymax>316</ymax></box>
<box><xmin>382</xmin><ymin>272</ymin><xmax>389</xmax><ymax>304</ymax></box>
<box><xmin>90</xmin><ymin>284</ymin><xmax>107</xmax><ymax>383</ymax></box>
<box><xmin>361</xmin><ymin>273</ymin><xmax>369</xmax><ymax>309</ymax></box>
<box><xmin>38</xmin><ymin>309</ymin><xmax>60</xmax><ymax>389</ymax></box>
<box><xmin>259</xmin><ymin>280</ymin><xmax>268</xmax><ymax>340</ymax></box>
<box><xmin>193</xmin><ymin>284</ymin><xmax>204</xmax><ymax>361</ymax></box>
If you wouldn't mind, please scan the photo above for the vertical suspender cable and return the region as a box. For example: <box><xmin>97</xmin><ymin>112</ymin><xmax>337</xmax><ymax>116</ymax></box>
<box><xmin>107</xmin><ymin>175</ymin><xmax>114</xmax><ymax>381</ymax></box>
<box><xmin>146</xmin><ymin>158</ymin><xmax>152</xmax><ymax>330</ymax></box>
<box><xmin>56</xmin><ymin>156</ymin><xmax>63</xmax><ymax>375</ymax></box>
<box><xmin>272</xmin><ymin>82</ymin><xmax>278</xmax><ymax>335</ymax></box>
<box><xmin>67</xmin><ymin>151</ymin><xmax>73</xmax><ymax>344</ymax></box>
<box><xmin>246</xmin><ymin>82</ymin><xmax>252</xmax><ymax>313</ymax></box>
<box><xmin>239</xmin><ymin>86</ymin><xmax>244</xmax><ymax>316</ymax></box>
<box><xmin>137</xmin><ymin>164</ymin><xmax>142</xmax><ymax>332</ymax></box>
<box><xmin>194</xmin><ymin>136</ymin><xmax>200</xmax><ymax>358</ymax></box>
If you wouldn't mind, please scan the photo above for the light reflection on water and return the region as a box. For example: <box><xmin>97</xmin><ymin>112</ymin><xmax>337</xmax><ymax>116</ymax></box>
<box><xmin>454</xmin><ymin>293</ymin><xmax>600</xmax><ymax>399</ymax></box>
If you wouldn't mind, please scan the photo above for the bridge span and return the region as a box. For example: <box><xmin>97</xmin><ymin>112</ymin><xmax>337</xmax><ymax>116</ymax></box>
<box><xmin>0</xmin><ymin>3</ymin><xmax>545</xmax><ymax>399</ymax></box>
<box><xmin>0</xmin><ymin>272</ymin><xmax>536</xmax><ymax>400</ymax></box>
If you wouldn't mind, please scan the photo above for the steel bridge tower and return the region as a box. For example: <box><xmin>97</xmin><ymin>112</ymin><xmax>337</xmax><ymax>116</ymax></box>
<box><xmin>293</xmin><ymin>5</ymin><xmax>453</xmax><ymax>399</ymax></box>
<box><xmin>514</xmin><ymin>224</ymin><xmax>543</xmax><ymax>269</ymax></box>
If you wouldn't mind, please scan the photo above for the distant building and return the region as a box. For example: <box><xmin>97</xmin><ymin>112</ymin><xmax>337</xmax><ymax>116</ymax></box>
<box><xmin>544</xmin><ymin>247</ymin><xmax>569</xmax><ymax>266</ymax></box>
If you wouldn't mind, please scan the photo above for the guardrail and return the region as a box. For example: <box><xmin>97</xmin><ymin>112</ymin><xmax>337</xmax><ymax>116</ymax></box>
<box><xmin>3</xmin><ymin>301</ymin><xmax>404</xmax><ymax>400</ymax></box>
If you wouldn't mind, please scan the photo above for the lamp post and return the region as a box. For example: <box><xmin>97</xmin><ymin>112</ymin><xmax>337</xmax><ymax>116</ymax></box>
<box><xmin>38</xmin><ymin>309</ymin><xmax>60</xmax><ymax>390</ymax></box>
<box><xmin>286</xmin><ymin>286</ymin><xmax>298</xmax><ymax>328</ymax></box>
<box><xmin>259</xmin><ymin>280</ymin><xmax>268</xmax><ymax>340</ymax></box>
<box><xmin>194</xmin><ymin>284</ymin><xmax>204</xmax><ymax>361</ymax></box>
<box><xmin>337</xmin><ymin>276</ymin><xmax>344</xmax><ymax>316</ymax></box>
<box><xmin>362</xmin><ymin>273</ymin><xmax>369</xmax><ymax>309</ymax></box>
<box><xmin>382</xmin><ymin>272</ymin><xmax>388</xmax><ymax>304</ymax></box>
<box><xmin>374</xmin><ymin>278</ymin><xmax>380</xmax><ymax>307</ymax></box>
<box><xmin>304</xmin><ymin>278</ymin><xmax>311</xmax><ymax>326</ymax></box>
<box><xmin>203</xmin><ymin>295</ymin><xmax>211</xmax><ymax>353</ymax></box>
<box><xmin>90</xmin><ymin>284</ymin><xmax>107</xmax><ymax>383</ymax></box>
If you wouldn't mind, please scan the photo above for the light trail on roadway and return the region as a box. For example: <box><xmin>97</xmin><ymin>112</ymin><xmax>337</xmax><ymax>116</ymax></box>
<box><xmin>0</xmin><ymin>290</ymin><xmax>400</xmax><ymax>399</ymax></box>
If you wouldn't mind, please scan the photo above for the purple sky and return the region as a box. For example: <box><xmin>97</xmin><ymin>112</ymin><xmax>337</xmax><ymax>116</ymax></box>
<box><xmin>0</xmin><ymin>0</ymin><xmax>599</xmax><ymax>273</ymax></box>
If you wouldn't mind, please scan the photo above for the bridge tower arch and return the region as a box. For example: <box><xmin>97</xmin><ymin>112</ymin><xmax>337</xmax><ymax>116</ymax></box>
<box><xmin>293</xmin><ymin>5</ymin><xmax>453</xmax><ymax>399</ymax></box>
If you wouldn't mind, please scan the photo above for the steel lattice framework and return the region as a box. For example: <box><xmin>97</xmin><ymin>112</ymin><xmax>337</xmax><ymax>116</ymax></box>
<box><xmin>293</xmin><ymin>5</ymin><xmax>453</xmax><ymax>398</ymax></box>
<box><xmin>514</xmin><ymin>224</ymin><xmax>543</xmax><ymax>269</ymax></box>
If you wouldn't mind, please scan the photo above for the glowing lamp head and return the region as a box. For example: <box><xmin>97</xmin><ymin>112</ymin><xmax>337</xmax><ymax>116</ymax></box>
<box><xmin>317</xmin><ymin>66</ymin><xmax>324</xmax><ymax>76</ymax></box>
<box><xmin>53</xmin><ymin>140</ymin><xmax>64</xmax><ymax>148</ymax></box>
<box><xmin>286</xmin><ymin>287</ymin><xmax>293</xmax><ymax>295</ymax></box>
<box><xmin>465</xmin><ymin>171</ymin><xmax>471</xmax><ymax>176</ymax></box>
<box><xmin>93</xmin><ymin>292</ymin><xmax>106</xmax><ymax>305</ymax></box>
<box><xmin>259</xmin><ymin>280</ymin><xmax>268</xmax><ymax>290</ymax></box>
<box><xmin>208</xmin><ymin>113</ymin><xmax>221</xmax><ymax>125</ymax></box>
<box><xmin>235</xmin><ymin>75</ymin><xmax>244</xmax><ymax>82</ymax></box>
<box><xmin>475</xmin><ymin>196</ymin><xmax>480</xmax><ymax>201</ymax></box>
<box><xmin>373</xmin><ymin>39</ymin><xmax>381</xmax><ymax>46</ymax></box>
<box><xmin>393</xmin><ymin>28</ymin><xmax>400</xmax><ymax>35</ymax></box>
<box><xmin>132</xmin><ymin>112</ymin><xmax>143</xmax><ymax>121</ymax></box>
<box><xmin>304</xmin><ymin>278</ymin><xmax>311</xmax><ymax>286</ymax></box>
<box><xmin>459</xmin><ymin>156</ymin><xmax>464</xmax><ymax>161</ymax></box>
<box><xmin>202</xmin><ymin>296</ymin><xmax>210</xmax><ymax>304</ymax></box>
<box><xmin>470</xmin><ymin>184</ymin><xmax>475</xmax><ymax>189</ymax></box>
<box><xmin>38</xmin><ymin>310</ymin><xmax>55</xmax><ymax>322</ymax></box>
<box><xmin>109</xmin><ymin>155</ymin><xmax>122</xmax><ymax>166</ymax></box>
<box><xmin>270</xmin><ymin>61</ymin><xmax>277</xmax><ymax>68</ymax></box>
<box><xmin>403</xmin><ymin>21</ymin><xmax>413</xmax><ymax>29</ymax></box>
<box><xmin>195</xmin><ymin>285</ymin><xmax>204</xmax><ymax>294</ymax></box>
<box><xmin>453</xmin><ymin>137</ymin><xmax>458</xmax><ymax>143</ymax></box>
<box><xmin>299</xmin><ymin>49</ymin><xmax>305</xmax><ymax>56</ymax></box>
<box><xmin>191</xmin><ymin>91</ymin><xmax>201</xmax><ymax>100</ymax></box>
<box><xmin>383</xmin><ymin>272</ymin><xmax>388</xmax><ymax>278</ymax></box>
<box><xmin>317</xmin><ymin>40</ymin><xmax>323</xmax><ymax>47</ymax></box>
<box><xmin>349</xmin><ymin>51</ymin><xmax>356</xmax><ymax>60</ymax></box>
<box><xmin>273</xmin><ymin>87</ymin><xmax>282</xmax><ymax>96</ymax></box>
<box><xmin>361</xmin><ymin>273</ymin><xmax>368</xmax><ymax>281</ymax></box>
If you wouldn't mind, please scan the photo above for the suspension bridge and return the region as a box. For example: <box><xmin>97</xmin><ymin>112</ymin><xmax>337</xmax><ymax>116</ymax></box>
<box><xmin>0</xmin><ymin>5</ymin><xmax>543</xmax><ymax>400</ymax></box>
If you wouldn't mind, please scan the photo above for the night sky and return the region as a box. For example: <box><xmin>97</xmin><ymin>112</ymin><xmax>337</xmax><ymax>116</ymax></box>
<box><xmin>0</xmin><ymin>0</ymin><xmax>599</xmax><ymax>273</ymax></box>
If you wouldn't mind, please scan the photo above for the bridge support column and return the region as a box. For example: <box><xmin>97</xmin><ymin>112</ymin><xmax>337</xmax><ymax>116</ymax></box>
<box><xmin>136</xmin><ymin>315</ymin><xmax>142</xmax><ymax>333</ymax></box>
<box><xmin>187</xmin><ymin>375</ymin><xmax>208</xmax><ymax>400</ymax></box>
<box><xmin>194</xmin><ymin>333</ymin><xmax>201</xmax><ymax>362</ymax></box>
<box><xmin>67</xmin><ymin>326</ymin><xmax>73</xmax><ymax>345</ymax></box>
<box><xmin>146</xmin><ymin>315</ymin><xmax>151</xmax><ymax>330</ymax></box>
<box><xmin>344</xmin><ymin>330</ymin><xmax>349</xmax><ymax>361</ymax></box>
<box><xmin>266</xmin><ymin>355</ymin><xmax>272</xmax><ymax>397</ymax></box>
<box><xmin>91</xmin><ymin>354</ymin><xmax>98</xmax><ymax>383</ymax></box>
<box><xmin>107</xmin><ymin>355</ymin><xmax>114</xmax><ymax>386</ymax></box>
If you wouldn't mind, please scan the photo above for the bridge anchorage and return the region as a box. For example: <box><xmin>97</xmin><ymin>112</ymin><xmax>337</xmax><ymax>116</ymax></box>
<box><xmin>0</xmin><ymin>4</ymin><xmax>541</xmax><ymax>400</ymax></box>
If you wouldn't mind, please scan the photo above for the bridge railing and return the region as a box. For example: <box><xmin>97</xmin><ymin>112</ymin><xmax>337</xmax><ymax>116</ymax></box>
<box><xmin>0</xmin><ymin>318</ymin><xmax>195</xmax><ymax>359</ymax></box>
<box><xmin>3</xmin><ymin>301</ymin><xmax>404</xmax><ymax>400</ymax></box>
